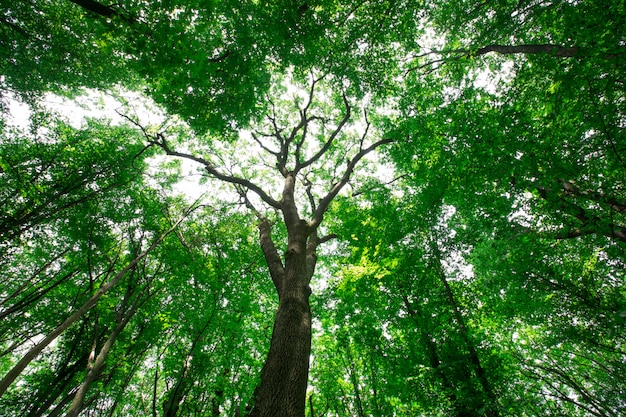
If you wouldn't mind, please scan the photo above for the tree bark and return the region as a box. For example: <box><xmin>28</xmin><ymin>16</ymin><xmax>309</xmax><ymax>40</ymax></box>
<box><xmin>249</xmin><ymin>219</ymin><xmax>315</xmax><ymax>417</ymax></box>
<box><xmin>65</xmin><ymin>316</ymin><xmax>127</xmax><ymax>417</ymax></box>
<box><xmin>65</xmin><ymin>283</ymin><xmax>145</xmax><ymax>417</ymax></box>
<box><xmin>68</xmin><ymin>0</ymin><xmax>117</xmax><ymax>18</ymax></box>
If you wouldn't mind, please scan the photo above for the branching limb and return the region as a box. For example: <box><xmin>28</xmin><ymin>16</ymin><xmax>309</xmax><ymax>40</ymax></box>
<box><xmin>318</xmin><ymin>233</ymin><xmax>337</xmax><ymax>245</ymax></box>
<box><xmin>559</xmin><ymin>180</ymin><xmax>626</xmax><ymax>214</ymax></box>
<box><xmin>165</xmin><ymin>146</ymin><xmax>280</xmax><ymax>210</ymax></box>
<box><xmin>281</xmin><ymin>173</ymin><xmax>302</xmax><ymax>230</ymax></box>
<box><xmin>264</xmin><ymin>100</ymin><xmax>291</xmax><ymax>176</ymax></box>
<box><xmin>251</xmin><ymin>131</ymin><xmax>281</xmax><ymax>157</ymax></box>
<box><xmin>301</xmin><ymin>173</ymin><xmax>317</xmax><ymax>214</ymax></box>
<box><xmin>298</xmin><ymin>94</ymin><xmax>351</xmax><ymax>172</ymax></box>
<box><xmin>258</xmin><ymin>219</ymin><xmax>285</xmax><ymax>297</ymax></box>
<box><xmin>406</xmin><ymin>43</ymin><xmax>624</xmax><ymax>73</ymax></box>
<box><xmin>293</xmin><ymin>74</ymin><xmax>326</xmax><ymax>165</ymax></box>
<box><xmin>118</xmin><ymin>112</ymin><xmax>282</xmax><ymax>210</ymax></box>
<box><xmin>310</xmin><ymin>137</ymin><xmax>394</xmax><ymax>229</ymax></box>
<box><xmin>535</xmin><ymin>181</ymin><xmax>626</xmax><ymax>242</ymax></box>
<box><xmin>352</xmin><ymin>173</ymin><xmax>410</xmax><ymax>197</ymax></box>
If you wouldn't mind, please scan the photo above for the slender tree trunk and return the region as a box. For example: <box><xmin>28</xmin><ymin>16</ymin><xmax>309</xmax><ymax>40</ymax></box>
<box><xmin>65</xmin><ymin>317</ymin><xmax>127</xmax><ymax>417</ymax></box>
<box><xmin>343</xmin><ymin>344</ymin><xmax>366</xmax><ymax>417</ymax></box>
<box><xmin>47</xmin><ymin>387</ymin><xmax>79</xmax><ymax>417</ymax></box>
<box><xmin>431</xmin><ymin>241</ymin><xmax>500</xmax><ymax>417</ymax></box>
<box><xmin>401</xmin><ymin>295</ymin><xmax>464</xmax><ymax>415</ymax></box>
<box><xmin>0</xmin><ymin>216</ymin><xmax>185</xmax><ymax>397</ymax></box>
<box><xmin>65</xmin><ymin>287</ymin><xmax>143</xmax><ymax>417</ymax></box>
<box><xmin>26</xmin><ymin>352</ymin><xmax>88</xmax><ymax>417</ymax></box>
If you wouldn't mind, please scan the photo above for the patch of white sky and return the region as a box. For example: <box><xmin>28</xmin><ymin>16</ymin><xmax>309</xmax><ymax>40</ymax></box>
<box><xmin>4</xmin><ymin>75</ymin><xmax>397</xmax><ymax>219</ymax></box>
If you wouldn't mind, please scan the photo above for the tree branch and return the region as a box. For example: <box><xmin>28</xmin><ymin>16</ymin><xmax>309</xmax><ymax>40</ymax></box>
<box><xmin>258</xmin><ymin>219</ymin><xmax>285</xmax><ymax>297</ymax></box>
<box><xmin>535</xmin><ymin>181</ymin><xmax>626</xmax><ymax>243</ymax></box>
<box><xmin>68</xmin><ymin>0</ymin><xmax>118</xmax><ymax>18</ymax></box>
<box><xmin>310</xmin><ymin>138</ymin><xmax>393</xmax><ymax>229</ymax></box>
<box><xmin>148</xmin><ymin>133</ymin><xmax>281</xmax><ymax>210</ymax></box>
<box><xmin>251</xmin><ymin>131</ymin><xmax>281</xmax><ymax>157</ymax></box>
<box><xmin>294</xmin><ymin>75</ymin><xmax>325</xmax><ymax>168</ymax></box>
<box><xmin>473</xmin><ymin>44</ymin><xmax>580</xmax><ymax>58</ymax></box>
<box><xmin>407</xmin><ymin>43</ymin><xmax>625</xmax><ymax>73</ymax></box>
<box><xmin>298</xmin><ymin>94</ymin><xmax>351</xmax><ymax>172</ymax></box>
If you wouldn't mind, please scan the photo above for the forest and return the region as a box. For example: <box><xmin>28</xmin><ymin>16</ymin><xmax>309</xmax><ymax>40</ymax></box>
<box><xmin>0</xmin><ymin>0</ymin><xmax>625</xmax><ymax>416</ymax></box>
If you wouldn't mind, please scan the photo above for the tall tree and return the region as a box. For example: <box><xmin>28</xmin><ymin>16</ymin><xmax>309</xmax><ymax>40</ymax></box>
<box><xmin>122</xmin><ymin>72</ymin><xmax>394</xmax><ymax>416</ymax></box>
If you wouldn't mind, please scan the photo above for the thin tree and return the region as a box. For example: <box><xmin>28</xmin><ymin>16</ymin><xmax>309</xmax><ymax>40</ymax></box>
<box><xmin>0</xmin><ymin>210</ymin><xmax>192</xmax><ymax>397</ymax></box>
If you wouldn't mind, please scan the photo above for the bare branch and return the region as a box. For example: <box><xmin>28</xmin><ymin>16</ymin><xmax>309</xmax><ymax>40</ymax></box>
<box><xmin>298</xmin><ymin>94</ymin><xmax>352</xmax><ymax>172</ymax></box>
<box><xmin>359</xmin><ymin>108</ymin><xmax>371</xmax><ymax>148</ymax></box>
<box><xmin>147</xmin><ymin>132</ymin><xmax>281</xmax><ymax>210</ymax></box>
<box><xmin>301</xmin><ymin>173</ymin><xmax>317</xmax><ymax>214</ymax></box>
<box><xmin>303</xmin><ymin>73</ymin><xmax>325</xmax><ymax>115</ymax></box>
<box><xmin>319</xmin><ymin>233</ymin><xmax>337</xmax><ymax>245</ymax></box>
<box><xmin>352</xmin><ymin>173</ymin><xmax>410</xmax><ymax>197</ymax></box>
<box><xmin>292</xmin><ymin>75</ymin><xmax>330</xmax><ymax>171</ymax></box>
<box><xmin>407</xmin><ymin>43</ymin><xmax>624</xmax><ymax>74</ymax></box>
<box><xmin>251</xmin><ymin>131</ymin><xmax>281</xmax><ymax>157</ymax></box>
<box><xmin>235</xmin><ymin>186</ymin><xmax>265</xmax><ymax>221</ymax></box>
<box><xmin>293</xmin><ymin>115</ymin><xmax>326</xmax><ymax>169</ymax></box>
<box><xmin>310</xmin><ymin>137</ymin><xmax>394</xmax><ymax>229</ymax></box>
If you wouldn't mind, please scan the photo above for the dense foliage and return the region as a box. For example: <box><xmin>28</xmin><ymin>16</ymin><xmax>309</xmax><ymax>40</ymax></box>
<box><xmin>1</xmin><ymin>0</ymin><xmax>624</xmax><ymax>416</ymax></box>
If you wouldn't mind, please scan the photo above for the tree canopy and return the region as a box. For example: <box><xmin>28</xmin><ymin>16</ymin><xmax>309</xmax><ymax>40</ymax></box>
<box><xmin>1</xmin><ymin>0</ymin><xmax>624</xmax><ymax>416</ymax></box>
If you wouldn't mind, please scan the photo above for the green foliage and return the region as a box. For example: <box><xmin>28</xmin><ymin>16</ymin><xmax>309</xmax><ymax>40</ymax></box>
<box><xmin>1</xmin><ymin>0</ymin><xmax>625</xmax><ymax>416</ymax></box>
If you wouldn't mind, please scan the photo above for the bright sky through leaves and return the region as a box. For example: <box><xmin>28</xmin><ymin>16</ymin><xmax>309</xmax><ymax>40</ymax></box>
<box><xmin>1</xmin><ymin>1</ymin><xmax>624</xmax><ymax>416</ymax></box>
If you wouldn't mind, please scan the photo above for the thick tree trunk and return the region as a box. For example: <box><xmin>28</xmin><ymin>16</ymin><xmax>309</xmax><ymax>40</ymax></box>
<box><xmin>249</xmin><ymin>220</ymin><xmax>313</xmax><ymax>417</ymax></box>
<box><xmin>249</xmin><ymin>286</ymin><xmax>312</xmax><ymax>417</ymax></box>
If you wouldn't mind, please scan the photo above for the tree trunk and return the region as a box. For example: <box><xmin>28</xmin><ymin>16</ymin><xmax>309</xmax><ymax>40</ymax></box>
<box><xmin>401</xmin><ymin>295</ymin><xmax>464</xmax><ymax>415</ymax></box>
<box><xmin>65</xmin><ymin>287</ymin><xmax>143</xmax><ymax>417</ymax></box>
<box><xmin>249</xmin><ymin>290</ymin><xmax>312</xmax><ymax>417</ymax></box>
<box><xmin>65</xmin><ymin>318</ymin><xmax>126</xmax><ymax>417</ymax></box>
<box><xmin>249</xmin><ymin>216</ymin><xmax>316</xmax><ymax>417</ymax></box>
<box><xmin>0</xmin><ymin>216</ymin><xmax>185</xmax><ymax>397</ymax></box>
<box><xmin>431</xmin><ymin>241</ymin><xmax>500</xmax><ymax>417</ymax></box>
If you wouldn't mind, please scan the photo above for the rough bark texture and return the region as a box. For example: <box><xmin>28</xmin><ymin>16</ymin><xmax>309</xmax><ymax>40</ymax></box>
<box><xmin>250</xmin><ymin>217</ymin><xmax>315</xmax><ymax>417</ymax></box>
